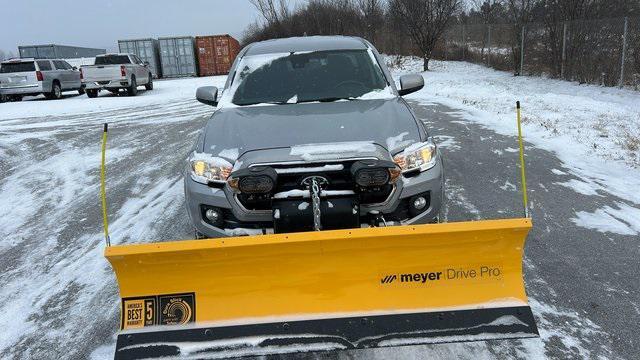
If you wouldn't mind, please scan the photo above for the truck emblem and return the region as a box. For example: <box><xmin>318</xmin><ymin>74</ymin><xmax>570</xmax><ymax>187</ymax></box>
<box><xmin>301</xmin><ymin>176</ymin><xmax>329</xmax><ymax>188</ymax></box>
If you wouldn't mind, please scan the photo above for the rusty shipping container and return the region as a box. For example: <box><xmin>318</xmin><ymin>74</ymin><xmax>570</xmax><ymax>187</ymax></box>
<box><xmin>195</xmin><ymin>35</ymin><xmax>240</xmax><ymax>76</ymax></box>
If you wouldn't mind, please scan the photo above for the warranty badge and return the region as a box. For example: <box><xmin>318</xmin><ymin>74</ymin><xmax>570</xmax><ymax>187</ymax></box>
<box><xmin>122</xmin><ymin>297</ymin><xmax>156</xmax><ymax>329</ymax></box>
<box><xmin>159</xmin><ymin>294</ymin><xmax>195</xmax><ymax>326</ymax></box>
<box><xmin>121</xmin><ymin>293</ymin><xmax>195</xmax><ymax>330</ymax></box>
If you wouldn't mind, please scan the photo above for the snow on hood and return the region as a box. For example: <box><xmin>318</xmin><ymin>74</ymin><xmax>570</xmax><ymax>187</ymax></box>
<box><xmin>290</xmin><ymin>141</ymin><xmax>376</xmax><ymax>161</ymax></box>
<box><xmin>201</xmin><ymin>97</ymin><xmax>422</xmax><ymax>160</ymax></box>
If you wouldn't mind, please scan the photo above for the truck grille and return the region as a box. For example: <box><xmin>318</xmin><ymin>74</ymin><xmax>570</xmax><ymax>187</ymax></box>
<box><xmin>236</xmin><ymin>161</ymin><xmax>393</xmax><ymax>211</ymax></box>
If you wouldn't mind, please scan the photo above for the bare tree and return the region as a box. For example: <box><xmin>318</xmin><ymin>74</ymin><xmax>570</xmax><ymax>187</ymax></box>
<box><xmin>472</xmin><ymin>0</ymin><xmax>504</xmax><ymax>24</ymax></box>
<box><xmin>504</xmin><ymin>0</ymin><xmax>536</xmax><ymax>73</ymax></box>
<box><xmin>249</xmin><ymin>0</ymin><xmax>291</xmax><ymax>37</ymax></box>
<box><xmin>390</xmin><ymin>0</ymin><xmax>462</xmax><ymax>70</ymax></box>
<box><xmin>355</xmin><ymin>0</ymin><xmax>386</xmax><ymax>44</ymax></box>
<box><xmin>505</xmin><ymin>0</ymin><xmax>535</xmax><ymax>25</ymax></box>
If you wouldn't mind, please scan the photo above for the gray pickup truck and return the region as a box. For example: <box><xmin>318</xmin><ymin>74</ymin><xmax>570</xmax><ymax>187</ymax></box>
<box><xmin>185</xmin><ymin>36</ymin><xmax>444</xmax><ymax>238</ymax></box>
<box><xmin>0</xmin><ymin>58</ymin><xmax>83</xmax><ymax>101</ymax></box>
<box><xmin>81</xmin><ymin>53</ymin><xmax>153</xmax><ymax>97</ymax></box>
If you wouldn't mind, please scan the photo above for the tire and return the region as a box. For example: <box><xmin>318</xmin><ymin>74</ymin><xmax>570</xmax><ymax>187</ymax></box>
<box><xmin>10</xmin><ymin>95</ymin><xmax>23</xmax><ymax>102</ymax></box>
<box><xmin>86</xmin><ymin>89</ymin><xmax>99</xmax><ymax>98</ymax></box>
<box><xmin>78</xmin><ymin>86</ymin><xmax>85</xmax><ymax>95</ymax></box>
<box><xmin>127</xmin><ymin>76</ymin><xmax>138</xmax><ymax>96</ymax></box>
<box><xmin>144</xmin><ymin>74</ymin><xmax>153</xmax><ymax>90</ymax></box>
<box><xmin>47</xmin><ymin>81</ymin><xmax>62</xmax><ymax>100</ymax></box>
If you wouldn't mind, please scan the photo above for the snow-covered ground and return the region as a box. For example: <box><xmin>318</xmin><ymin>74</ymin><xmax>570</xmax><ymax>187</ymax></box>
<box><xmin>0</xmin><ymin>76</ymin><xmax>220</xmax><ymax>120</ymax></box>
<box><xmin>388</xmin><ymin>56</ymin><xmax>640</xmax><ymax>237</ymax></box>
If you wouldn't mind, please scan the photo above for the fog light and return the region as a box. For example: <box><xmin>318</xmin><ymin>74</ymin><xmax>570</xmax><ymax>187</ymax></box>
<box><xmin>413</xmin><ymin>196</ymin><xmax>427</xmax><ymax>210</ymax></box>
<box><xmin>205</xmin><ymin>208</ymin><xmax>221</xmax><ymax>223</ymax></box>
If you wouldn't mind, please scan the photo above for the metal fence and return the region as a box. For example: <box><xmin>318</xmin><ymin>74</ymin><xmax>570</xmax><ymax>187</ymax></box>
<box><xmin>435</xmin><ymin>17</ymin><xmax>640</xmax><ymax>89</ymax></box>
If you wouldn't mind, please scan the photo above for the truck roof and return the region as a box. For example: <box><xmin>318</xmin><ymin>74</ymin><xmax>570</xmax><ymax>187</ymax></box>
<box><xmin>2</xmin><ymin>58</ymin><xmax>36</xmax><ymax>63</ymax></box>
<box><xmin>244</xmin><ymin>36</ymin><xmax>368</xmax><ymax>56</ymax></box>
<box><xmin>98</xmin><ymin>53</ymin><xmax>131</xmax><ymax>57</ymax></box>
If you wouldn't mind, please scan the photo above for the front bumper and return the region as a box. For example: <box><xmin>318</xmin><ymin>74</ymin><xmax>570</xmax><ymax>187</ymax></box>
<box><xmin>184</xmin><ymin>157</ymin><xmax>444</xmax><ymax>238</ymax></box>
<box><xmin>0</xmin><ymin>83</ymin><xmax>43</xmax><ymax>95</ymax></box>
<box><xmin>83</xmin><ymin>79</ymin><xmax>130</xmax><ymax>90</ymax></box>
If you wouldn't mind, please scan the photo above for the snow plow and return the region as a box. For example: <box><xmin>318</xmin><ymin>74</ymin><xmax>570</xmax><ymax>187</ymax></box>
<box><xmin>102</xmin><ymin>101</ymin><xmax>537</xmax><ymax>359</ymax></box>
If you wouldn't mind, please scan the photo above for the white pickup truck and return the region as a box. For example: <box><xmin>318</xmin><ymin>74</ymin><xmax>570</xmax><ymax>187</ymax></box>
<box><xmin>81</xmin><ymin>53</ymin><xmax>153</xmax><ymax>98</ymax></box>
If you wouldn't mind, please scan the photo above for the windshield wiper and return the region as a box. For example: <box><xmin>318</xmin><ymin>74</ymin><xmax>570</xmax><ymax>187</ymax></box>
<box><xmin>237</xmin><ymin>97</ymin><xmax>356</xmax><ymax>106</ymax></box>
<box><xmin>236</xmin><ymin>100</ymin><xmax>290</xmax><ymax>106</ymax></box>
<box><xmin>298</xmin><ymin>97</ymin><xmax>356</xmax><ymax>103</ymax></box>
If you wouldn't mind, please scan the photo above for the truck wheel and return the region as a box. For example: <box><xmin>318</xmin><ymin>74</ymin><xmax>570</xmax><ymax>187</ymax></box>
<box><xmin>144</xmin><ymin>74</ymin><xmax>153</xmax><ymax>90</ymax></box>
<box><xmin>86</xmin><ymin>89</ymin><xmax>99</xmax><ymax>98</ymax></box>
<box><xmin>48</xmin><ymin>81</ymin><xmax>62</xmax><ymax>100</ymax></box>
<box><xmin>78</xmin><ymin>86</ymin><xmax>86</xmax><ymax>95</ymax></box>
<box><xmin>127</xmin><ymin>76</ymin><xmax>138</xmax><ymax>96</ymax></box>
<box><xmin>11</xmin><ymin>95</ymin><xmax>24</xmax><ymax>102</ymax></box>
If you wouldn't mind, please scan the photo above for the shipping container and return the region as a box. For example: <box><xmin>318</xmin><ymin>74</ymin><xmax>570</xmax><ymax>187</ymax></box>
<box><xmin>195</xmin><ymin>34</ymin><xmax>240</xmax><ymax>76</ymax></box>
<box><xmin>158</xmin><ymin>36</ymin><xmax>197</xmax><ymax>78</ymax></box>
<box><xmin>118</xmin><ymin>38</ymin><xmax>162</xmax><ymax>78</ymax></box>
<box><xmin>18</xmin><ymin>44</ymin><xmax>106</xmax><ymax>59</ymax></box>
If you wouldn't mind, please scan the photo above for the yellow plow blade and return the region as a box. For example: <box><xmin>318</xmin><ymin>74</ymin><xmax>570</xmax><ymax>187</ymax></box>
<box><xmin>106</xmin><ymin>218</ymin><xmax>537</xmax><ymax>359</ymax></box>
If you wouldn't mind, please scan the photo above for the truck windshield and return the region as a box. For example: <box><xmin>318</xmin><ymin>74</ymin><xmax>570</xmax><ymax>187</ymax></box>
<box><xmin>95</xmin><ymin>55</ymin><xmax>131</xmax><ymax>65</ymax></box>
<box><xmin>230</xmin><ymin>50</ymin><xmax>389</xmax><ymax>106</ymax></box>
<box><xmin>0</xmin><ymin>62</ymin><xmax>36</xmax><ymax>73</ymax></box>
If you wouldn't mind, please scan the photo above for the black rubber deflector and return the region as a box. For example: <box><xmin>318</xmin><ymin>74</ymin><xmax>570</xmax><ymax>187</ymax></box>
<box><xmin>114</xmin><ymin>306</ymin><xmax>538</xmax><ymax>359</ymax></box>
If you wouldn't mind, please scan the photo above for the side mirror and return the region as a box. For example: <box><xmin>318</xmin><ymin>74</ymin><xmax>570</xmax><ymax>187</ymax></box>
<box><xmin>72</xmin><ymin>66</ymin><xmax>78</xmax><ymax>71</ymax></box>
<box><xmin>196</xmin><ymin>86</ymin><xmax>219</xmax><ymax>106</ymax></box>
<box><xmin>398</xmin><ymin>74</ymin><xmax>424</xmax><ymax>96</ymax></box>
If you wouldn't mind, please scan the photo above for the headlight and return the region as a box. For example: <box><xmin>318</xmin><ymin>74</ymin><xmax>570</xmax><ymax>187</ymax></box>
<box><xmin>189</xmin><ymin>152</ymin><xmax>233</xmax><ymax>184</ymax></box>
<box><xmin>393</xmin><ymin>140</ymin><xmax>437</xmax><ymax>172</ymax></box>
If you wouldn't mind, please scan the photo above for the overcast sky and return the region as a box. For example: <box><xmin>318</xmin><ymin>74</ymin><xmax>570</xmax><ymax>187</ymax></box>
<box><xmin>1</xmin><ymin>0</ymin><xmax>304</xmax><ymax>54</ymax></box>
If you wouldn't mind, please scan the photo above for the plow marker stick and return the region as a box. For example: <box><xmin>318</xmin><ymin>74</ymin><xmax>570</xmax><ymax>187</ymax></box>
<box><xmin>101</xmin><ymin>123</ymin><xmax>110</xmax><ymax>246</ymax></box>
<box><xmin>516</xmin><ymin>101</ymin><xmax>529</xmax><ymax>218</ymax></box>
<box><xmin>105</xmin><ymin>219</ymin><xmax>537</xmax><ymax>359</ymax></box>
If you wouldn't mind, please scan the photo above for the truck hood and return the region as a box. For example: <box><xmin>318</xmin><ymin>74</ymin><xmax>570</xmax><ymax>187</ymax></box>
<box><xmin>201</xmin><ymin>98</ymin><xmax>423</xmax><ymax>164</ymax></box>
